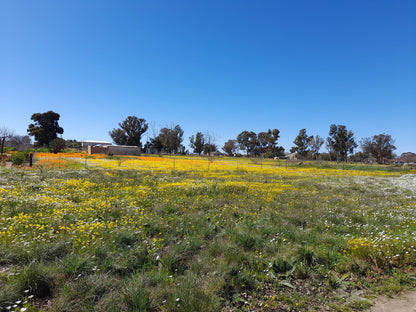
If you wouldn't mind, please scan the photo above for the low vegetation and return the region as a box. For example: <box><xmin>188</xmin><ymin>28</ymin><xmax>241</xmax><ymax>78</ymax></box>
<box><xmin>0</xmin><ymin>153</ymin><xmax>415</xmax><ymax>311</ymax></box>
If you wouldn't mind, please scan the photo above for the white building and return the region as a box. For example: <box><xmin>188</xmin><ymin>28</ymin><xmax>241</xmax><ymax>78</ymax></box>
<box><xmin>81</xmin><ymin>140</ymin><xmax>112</xmax><ymax>150</ymax></box>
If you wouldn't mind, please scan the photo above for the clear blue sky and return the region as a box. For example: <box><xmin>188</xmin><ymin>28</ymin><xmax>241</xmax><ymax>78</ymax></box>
<box><xmin>1</xmin><ymin>0</ymin><xmax>415</xmax><ymax>154</ymax></box>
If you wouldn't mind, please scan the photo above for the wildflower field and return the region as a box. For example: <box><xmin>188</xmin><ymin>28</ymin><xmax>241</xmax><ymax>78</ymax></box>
<box><xmin>1</xmin><ymin>154</ymin><xmax>416</xmax><ymax>311</ymax></box>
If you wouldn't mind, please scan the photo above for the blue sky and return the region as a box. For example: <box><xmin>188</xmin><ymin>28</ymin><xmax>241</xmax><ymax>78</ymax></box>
<box><xmin>1</xmin><ymin>0</ymin><xmax>415</xmax><ymax>154</ymax></box>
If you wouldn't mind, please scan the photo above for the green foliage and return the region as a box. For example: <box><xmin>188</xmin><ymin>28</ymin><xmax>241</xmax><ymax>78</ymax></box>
<box><xmin>272</xmin><ymin>258</ymin><xmax>293</xmax><ymax>274</ymax></box>
<box><xmin>109</xmin><ymin>116</ymin><xmax>148</xmax><ymax>147</ymax></box>
<box><xmin>290</xmin><ymin>128</ymin><xmax>312</xmax><ymax>157</ymax></box>
<box><xmin>27</xmin><ymin>111</ymin><xmax>64</xmax><ymax>147</ymax></box>
<box><xmin>13</xmin><ymin>262</ymin><xmax>55</xmax><ymax>298</ymax></box>
<box><xmin>61</xmin><ymin>254</ymin><xmax>94</xmax><ymax>277</ymax></box>
<box><xmin>361</xmin><ymin>133</ymin><xmax>396</xmax><ymax>164</ymax></box>
<box><xmin>11</xmin><ymin>152</ymin><xmax>27</xmax><ymax>165</ymax></box>
<box><xmin>222</xmin><ymin>139</ymin><xmax>237</xmax><ymax>156</ymax></box>
<box><xmin>236</xmin><ymin>129</ymin><xmax>284</xmax><ymax>157</ymax></box>
<box><xmin>122</xmin><ymin>278</ymin><xmax>151</xmax><ymax>312</ymax></box>
<box><xmin>1</xmin><ymin>159</ymin><xmax>415</xmax><ymax>311</ymax></box>
<box><xmin>50</xmin><ymin>138</ymin><xmax>66</xmax><ymax>153</ymax></box>
<box><xmin>310</xmin><ymin>135</ymin><xmax>325</xmax><ymax>158</ymax></box>
<box><xmin>156</xmin><ymin>125</ymin><xmax>184</xmax><ymax>154</ymax></box>
<box><xmin>189</xmin><ymin>132</ymin><xmax>205</xmax><ymax>155</ymax></box>
<box><xmin>65</xmin><ymin>139</ymin><xmax>82</xmax><ymax>150</ymax></box>
<box><xmin>326</xmin><ymin>124</ymin><xmax>357</xmax><ymax>162</ymax></box>
<box><xmin>36</xmin><ymin>147</ymin><xmax>50</xmax><ymax>153</ymax></box>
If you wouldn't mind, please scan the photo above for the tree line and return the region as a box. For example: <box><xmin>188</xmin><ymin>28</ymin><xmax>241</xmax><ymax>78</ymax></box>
<box><xmin>0</xmin><ymin>111</ymin><xmax>403</xmax><ymax>164</ymax></box>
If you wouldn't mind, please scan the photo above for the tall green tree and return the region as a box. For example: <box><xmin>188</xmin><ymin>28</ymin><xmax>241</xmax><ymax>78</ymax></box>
<box><xmin>326</xmin><ymin>124</ymin><xmax>357</xmax><ymax>162</ymax></box>
<box><xmin>27</xmin><ymin>111</ymin><xmax>64</xmax><ymax>147</ymax></box>
<box><xmin>290</xmin><ymin>128</ymin><xmax>312</xmax><ymax>157</ymax></box>
<box><xmin>360</xmin><ymin>134</ymin><xmax>396</xmax><ymax>164</ymax></box>
<box><xmin>237</xmin><ymin>129</ymin><xmax>283</xmax><ymax>157</ymax></box>
<box><xmin>236</xmin><ymin>131</ymin><xmax>257</xmax><ymax>156</ymax></box>
<box><xmin>189</xmin><ymin>132</ymin><xmax>205</xmax><ymax>155</ymax></box>
<box><xmin>157</xmin><ymin>125</ymin><xmax>184</xmax><ymax>154</ymax></box>
<box><xmin>109</xmin><ymin>116</ymin><xmax>148</xmax><ymax>148</ymax></box>
<box><xmin>257</xmin><ymin>129</ymin><xmax>283</xmax><ymax>157</ymax></box>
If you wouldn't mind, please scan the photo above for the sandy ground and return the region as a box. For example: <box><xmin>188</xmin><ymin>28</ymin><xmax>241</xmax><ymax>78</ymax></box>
<box><xmin>369</xmin><ymin>291</ymin><xmax>416</xmax><ymax>312</ymax></box>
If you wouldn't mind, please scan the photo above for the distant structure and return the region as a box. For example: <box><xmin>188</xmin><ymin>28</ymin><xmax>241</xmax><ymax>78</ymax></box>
<box><xmin>87</xmin><ymin>144</ymin><xmax>141</xmax><ymax>156</ymax></box>
<box><xmin>82</xmin><ymin>140</ymin><xmax>146</xmax><ymax>156</ymax></box>
<box><xmin>81</xmin><ymin>140</ymin><xmax>112</xmax><ymax>150</ymax></box>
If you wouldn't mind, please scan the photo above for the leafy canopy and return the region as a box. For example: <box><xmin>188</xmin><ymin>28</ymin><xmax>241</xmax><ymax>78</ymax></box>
<box><xmin>326</xmin><ymin>124</ymin><xmax>357</xmax><ymax>162</ymax></box>
<box><xmin>189</xmin><ymin>132</ymin><xmax>205</xmax><ymax>155</ymax></box>
<box><xmin>156</xmin><ymin>125</ymin><xmax>184</xmax><ymax>154</ymax></box>
<box><xmin>290</xmin><ymin>128</ymin><xmax>312</xmax><ymax>156</ymax></box>
<box><xmin>27</xmin><ymin>111</ymin><xmax>64</xmax><ymax>147</ymax></box>
<box><xmin>109</xmin><ymin>116</ymin><xmax>148</xmax><ymax>147</ymax></box>
<box><xmin>361</xmin><ymin>134</ymin><xmax>396</xmax><ymax>164</ymax></box>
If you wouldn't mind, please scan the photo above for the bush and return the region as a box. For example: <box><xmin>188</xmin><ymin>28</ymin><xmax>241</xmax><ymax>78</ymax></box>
<box><xmin>36</xmin><ymin>148</ymin><xmax>50</xmax><ymax>153</ymax></box>
<box><xmin>50</xmin><ymin>138</ymin><xmax>66</xmax><ymax>153</ymax></box>
<box><xmin>11</xmin><ymin>152</ymin><xmax>27</xmax><ymax>165</ymax></box>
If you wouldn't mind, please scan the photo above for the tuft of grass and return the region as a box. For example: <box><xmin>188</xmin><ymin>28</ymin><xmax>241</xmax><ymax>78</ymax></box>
<box><xmin>13</xmin><ymin>262</ymin><xmax>55</xmax><ymax>299</ymax></box>
<box><xmin>122</xmin><ymin>277</ymin><xmax>151</xmax><ymax>312</ymax></box>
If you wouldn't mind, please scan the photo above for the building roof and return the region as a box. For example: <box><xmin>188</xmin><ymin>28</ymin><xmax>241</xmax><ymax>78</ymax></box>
<box><xmin>82</xmin><ymin>140</ymin><xmax>112</xmax><ymax>144</ymax></box>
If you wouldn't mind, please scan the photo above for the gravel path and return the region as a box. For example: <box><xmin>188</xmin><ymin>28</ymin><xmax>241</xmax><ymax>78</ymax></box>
<box><xmin>369</xmin><ymin>291</ymin><xmax>416</xmax><ymax>312</ymax></box>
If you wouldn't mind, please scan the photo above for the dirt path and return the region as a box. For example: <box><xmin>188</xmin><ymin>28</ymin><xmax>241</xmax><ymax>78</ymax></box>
<box><xmin>369</xmin><ymin>290</ymin><xmax>416</xmax><ymax>312</ymax></box>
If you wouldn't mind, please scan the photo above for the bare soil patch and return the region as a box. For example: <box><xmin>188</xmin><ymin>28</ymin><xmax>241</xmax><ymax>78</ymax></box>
<box><xmin>369</xmin><ymin>290</ymin><xmax>416</xmax><ymax>312</ymax></box>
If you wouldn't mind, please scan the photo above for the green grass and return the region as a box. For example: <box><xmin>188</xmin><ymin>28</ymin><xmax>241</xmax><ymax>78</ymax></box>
<box><xmin>0</xmin><ymin>160</ymin><xmax>415</xmax><ymax>311</ymax></box>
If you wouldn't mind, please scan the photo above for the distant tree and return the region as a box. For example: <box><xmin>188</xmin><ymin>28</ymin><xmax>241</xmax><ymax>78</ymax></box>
<box><xmin>360</xmin><ymin>134</ymin><xmax>396</xmax><ymax>164</ymax></box>
<box><xmin>309</xmin><ymin>135</ymin><xmax>324</xmax><ymax>159</ymax></box>
<box><xmin>8</xmin><ymin>135</ymin><xmax>32</xmax><ymax>150</ymax></box>
<box><xmin>350</xmin><ymin>151</ymin><xmax>368</xmax><ymax>163</ymax></box>
<box><xmin>157</xmin><ymin>125</ymin><xmax>184</xmax><ymax>154</ymax></box>
<box><xmin>237</xmin><ymin>129</ymin><xmax>283</xmax><ymax>158</ymax></box>
<box><xmin>50</xmin><ymin>138</ymin><xmax>66</xmax><ymax>153</ymax></box>
<box><xmin>222</xmin><ymin>139</ymin><xmax>238</xmax><ymax>156</ymax></box>
<box><xmin>0</xmin><ymin>127</ymin><xmax>14</xmax><ymax>155</ymax></box>
<box><xmin>326</xmin><ymin>124</ymin><xmax>357</xmax><ymax>162</ymax></box>
<box><xmin>203</xmin><ymin>143</ymin><xmax>217</xmax><ymax>155</ymax></box>
<box><xmin>109</xmin><ymin>116</ymin><xmax>148</xmax><ymax>148</ymax></box>
<box><xmin>144</xmin><ymin>137</ymin><xmax>164</xmax><ymax>154</ymax></box>
<box><xmin>65</xmin><ymin>139</ymin><xmax>82</xmax><ymax>150</ymax></box>
<box><xmin>202</xmin><ymin>131</ymin><xmax>217</xmax><ymax>155</ymax></box>
<box><xmin>257</xmin><ymin>129</ymin><xmax>283</xmax><ymax>158</ymax></box>
<box><xmin>290</xmin><ymin>128</ymin><xmax>312</xmax><ymax>157</ymax></box>
<box><xmin>109</xmin><ymin>128</ymin><xmax>127</xmax><ymax>145</ymax></box>
<box><xmin>27</xmin><ymin>111</ymin><xmax>64</xmax><ymax>147</ymax></box>
<box><xmin>257</xmin><ymin>131</ymin><xmax>271</xmax><ymax>156</ymax></box>
<box><xmin>236</xmin><ymin>131</ymin><xmax>257</xmax><ymax>156</ymax></box>
<box><xmin>189</xmin><ymin>132</ymin><xmax>205</xmax><ymax>155</ymax></box>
